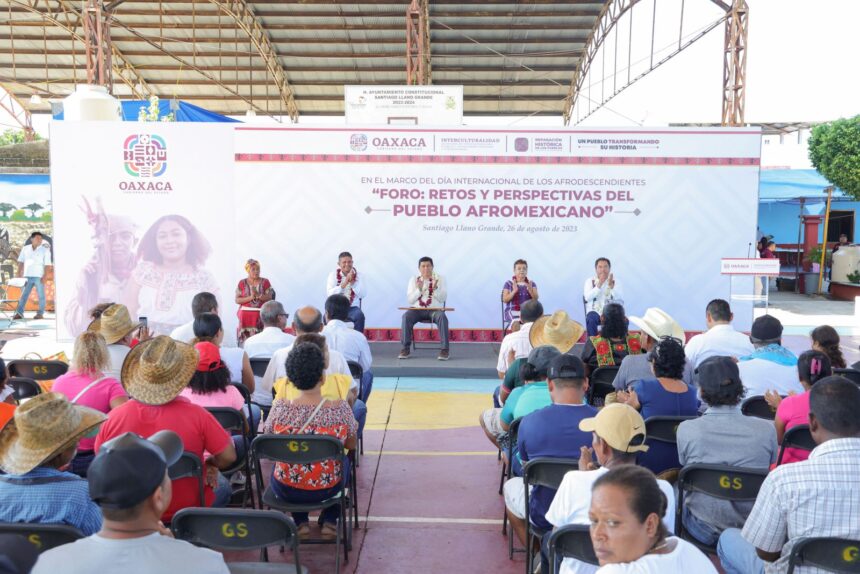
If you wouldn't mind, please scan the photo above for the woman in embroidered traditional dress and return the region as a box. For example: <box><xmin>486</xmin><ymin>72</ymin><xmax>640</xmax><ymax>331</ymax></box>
<box><xmin>501</xmin><ymin>259</ymin><xmax>539</xmax><ymax>327</ymax></box>
<box><xmin>124</xmin><ymin>214</ymin><xmax>218</xmax><ymax>336</ymax></box>
<box><xmin>235</xmin><ymin>258</ymin><xmax>274</xmax><ymax>345</ymax></box>
<box><xmin>581</xmin><ymin>302</ymin><xmax>642</xmax><ymax>374</ymax></box>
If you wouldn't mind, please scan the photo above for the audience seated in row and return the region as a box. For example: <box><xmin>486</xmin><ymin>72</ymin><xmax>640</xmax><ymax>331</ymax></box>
<box><xmin>581</xmin><ymin>303</ymin><xmax>642</xmax><ymax>373</ymax></box>
<box><xmin>191</xmin><ymin>313</ymin><xmax>255</xmax><ymax>393</ymax></box>
<box><xmin>684</xmin><ymin>299</ymin><xmax>754</xmax><ymax>369</ymax></box>
<box><xmin>613</xmin><ymin>307</ymin><xmax>693</xmax><ymax>390</ymax></box>
<box><xmin>264</xmin><ymin>342</ymin><xmax>358</xmax><ymax>540</ymax></box>
<box><xmin>274</xmin><ymin>333</ymin><xmax>367</xmax><ymax>438</ymax></box>
<box><xmin>95</xmin><ymin>336</ymin><xmax>237</xmax><ymax>521</ymax></box>
<box><xmin>738</xmin><ymin>315</ymin><xmax>802</xmax><ymax>397</ymax></box>
<box><xmin>544</xmin><ymin>404</ymin><xmax>676</xmax><ymax>574</ymax></box>
<box><xmin>323</xmin><ymin>294</ymin><xmax>374</xmax><ymax>402</ymax></box>
<box><xmin>615</xmin><ymin>337</ymin><xmax>699</xmax><ymax>475</ymax></box>
<box><xmin>717</xmin><ymin>377</ymin><xmax>860</xmax><ymax>573</ymax></box>
<box><xmin>242</xmin><ymin>300</ymin><xmax>295</xmax><ymax>408</ymax></box>
<box><xmin>676</xmin><ymin>356</ymin><xmax>778</xmax><ymax>546</ymax></box>
<box><xmin>0</xmin><ymin>392</ymin><xmax>105</xmax><ymax>535</ymax></box>
<box><xmin>588</xmin><ymin>466</ymin><xmax>717</xmax><ymax>573</ymax></box>
<box><xmin>51</xmin><ymin>331</ymin><xmax>128</xmax><ymax>477</ymax></box>
<box><xmin>32</xmin><ymin>431</ymin><xmax>230</xmax><ymax>574</ymax></box>
<box><xmin>92</xmin><ymin>304</ymin><xmax>143</xmax><ymax>380</ymax></box>
<box><xmin>503</xmin><ymin>354</ymin><xmax>597</xmax><ymax>547</ymax></box>
<box><xmin>765</xmin><ymin>350</ymin><xmax>832</xmax><ymax>464</ymax></box>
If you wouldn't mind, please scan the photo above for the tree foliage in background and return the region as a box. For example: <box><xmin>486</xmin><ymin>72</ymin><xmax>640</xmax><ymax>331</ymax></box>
<box><xmin>0</xmin><ymin>203</ymin><xmax>15</xmax><ymax>218</ymax></box>
<box><xmin>809</xmin><ymin>115</ymin><xmax>860</xmax><ymax>200</ymax></box>
<box><xmin>22</xmin><ymin>203</ymin><xmax>43</xmax><ymax>218</ymax></box>
<box><xmin>0</xmin><ymin>129</ymin><xmax>40</xmax><ymax>146</ymax></box>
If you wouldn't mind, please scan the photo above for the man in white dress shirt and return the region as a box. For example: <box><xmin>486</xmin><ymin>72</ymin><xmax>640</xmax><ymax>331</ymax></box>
<box><xmin>684</xmin><ymin>299</ymin><xmax>754</xmax><ymax>369</ymax></box>
<box><xmin>243</xmin><ymin>300</ymin><xmax>294</xmax><ymax>408</ymax></box>
<box><xmin>13</xmin><ymin>232</ymin><xmax>52</xmax><ymax>320</ymax></box>
<box><xmin>243</xmin><ymin>301</ymin><xmax>293</xmax><ymax>358</ymax></box>
<box><xmin>399</xmin><ymin>256</ymin><xmax>449</xmax><ymax>361</ymax></box>
<box><xmin>260</xmin><ymin>306</ymin><xmax>354</xmax><ymax>405</ymax></box>
<box><xmin>583</xmin><ymin>257</ymin><xmax>622</xmax><ymax>337</ymax></box>
<box><xmin>496</xmin><ymin>299</ymin><xmax>543</xmax><ymax>378</ymax></box>
<box><xmin>325</xmin><ymin>251</ymin><xmax>367</xmax><ymax>333</ymax></box>
<box><xmin>324</xmin><ymin>294</ymin><xmax>374</xmax><ymax>401</ymax></box>
<box><xmin>169</xmin><ymin>292</ymin><xmax>218</xmax><ymax>344</ymax></box>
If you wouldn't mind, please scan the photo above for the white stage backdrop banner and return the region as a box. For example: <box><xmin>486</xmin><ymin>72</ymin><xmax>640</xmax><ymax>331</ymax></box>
<box><xmin>52</xmin><ymin>124</ymin><xmax>761</xmax><ymax>343</ymax></box>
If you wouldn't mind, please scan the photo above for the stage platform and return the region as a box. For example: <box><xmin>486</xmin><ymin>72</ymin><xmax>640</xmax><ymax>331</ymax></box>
<box><xmin>369</xmin><ymin>341</ymin><xmax>586</xmax><ymax>379</ymax></box>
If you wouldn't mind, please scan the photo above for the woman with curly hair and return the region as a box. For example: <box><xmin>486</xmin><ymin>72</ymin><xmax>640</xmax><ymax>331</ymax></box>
<box><xmin>810</xmin><ymin>325</ymin><xmax>846</xmax><ymax>369</ymax></box>
<box><xmin>616</xmin><ymin>337</ymin><xmax>699</xmax><ymax>475</ymax></box>
<box><xmin>263</xmin><ymin>342</ymin><xmax>357</xmax><ymax>540</ymax></box>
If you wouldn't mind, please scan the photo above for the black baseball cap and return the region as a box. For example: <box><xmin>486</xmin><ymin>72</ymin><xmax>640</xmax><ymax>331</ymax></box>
<box><xmin>548</xmin><ymin>354</ymin><xmax>586</xmax><ymax>380</ymax></box>
<box><xmin>750</xmin><ymin>315</ymin><xmax>783</xmax><ymax>342</ymax></box>
<box><xmin>88</xmin><ymin>431</ymin><xmax>183</xmax><ymax>509</ymax></box>
<box><xmin>527</xmin><ymin>345</ymin><xmax>562</xmax><ymax>377</ymax></box>
<box><xmin>696</xmin><ymin>356</ymin><xmax>743</xmax><ymax>396</ymax></box>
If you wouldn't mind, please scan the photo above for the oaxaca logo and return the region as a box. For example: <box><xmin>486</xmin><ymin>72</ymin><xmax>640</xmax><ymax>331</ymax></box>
<box><xmin>123</xmin><ymin>134</ymin><xmax>167</xmax><ymax>177</ymax></box>
<box><xmin>350</xmin><ymin>133</ymin><xmax>368</xmax><ymax>152</ymax></box>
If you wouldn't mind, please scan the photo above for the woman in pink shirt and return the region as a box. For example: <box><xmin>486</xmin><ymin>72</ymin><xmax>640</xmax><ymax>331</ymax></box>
<box><xmin>179</xmin><ymin>342</ymin><xmax>247</xmax><ymax>459</ymax></box>
<box><xmin>52</xmin><ymin>331</ymin><xmax>128</xmax><ymax>476</ymax></box>
<box><xmin>765</xmin><ymin>350</ymin><xmax>831</xmax><ymax>464</ymax></box>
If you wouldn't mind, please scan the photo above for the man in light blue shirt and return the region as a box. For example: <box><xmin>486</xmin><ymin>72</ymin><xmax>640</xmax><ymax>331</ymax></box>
<box><xmin>0</xmin><ymin>393</ymin><xmax>106</xmax><ymax>535</ymax></box>
<box><xmin>324</xmin><ymin>294</ymin><xmax>374</xmax><ymax>401</ymax></box>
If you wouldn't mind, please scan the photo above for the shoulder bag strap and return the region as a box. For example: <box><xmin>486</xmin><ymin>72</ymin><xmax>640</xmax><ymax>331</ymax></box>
<box><xmin>297</xmin><ymin>398</ymin><xmax>328</xmax><ymax>434</ymax></box>
<box><xmin>70</xmin><ymin>376</ymin><xmax>109</xmax><ymax>404</ymax></box>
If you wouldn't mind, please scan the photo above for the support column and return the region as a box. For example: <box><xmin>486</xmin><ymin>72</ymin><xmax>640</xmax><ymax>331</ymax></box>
<box><xmin>802</xmin><ymin>215</ymin><xmax>822</xmax><ymax>273</ymax></box>
<box><xmin>406</xmin><ymin>0</ymin><xmax>430</xmax><ymax>85</ymax></box>
<box><xmin>82</xmin><ymin>0</ymin><xmax>113</xmax><ymax>91</ymax></box>
<box><xmin>721</xmin><ymin>0</ymin><xmax>748</xmax><ymax>126</ymax></box>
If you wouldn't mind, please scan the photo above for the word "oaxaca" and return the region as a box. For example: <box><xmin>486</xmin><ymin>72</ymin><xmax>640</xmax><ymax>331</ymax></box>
<box><xmin>118</xmin><ymin>181</ymin><xmax>174</xmax><ymax>191</ymax></box>
<box><xmin>372</xmin><ymin>137</ymin><xmax>426</xmax><ymax>147</ymax></box>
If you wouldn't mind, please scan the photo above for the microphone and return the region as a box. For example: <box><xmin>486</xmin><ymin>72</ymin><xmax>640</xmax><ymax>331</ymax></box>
<box><xmin>747</xmin><ymin>242</ymin><xmax>752</xmax><ymax>258</ymax></box>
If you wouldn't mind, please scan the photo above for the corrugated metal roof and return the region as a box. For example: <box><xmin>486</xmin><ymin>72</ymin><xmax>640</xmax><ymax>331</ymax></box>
<box><xmin>0</xmin><ymin>0</ymin><xmax>610</xmax><ymax>117</ymax></box>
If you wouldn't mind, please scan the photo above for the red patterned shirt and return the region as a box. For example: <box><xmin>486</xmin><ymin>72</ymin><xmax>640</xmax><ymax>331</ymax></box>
<box><xmin>263</xmin><ymin>400</ymin><xmax>357</xmax><ymax>490</ymax></box>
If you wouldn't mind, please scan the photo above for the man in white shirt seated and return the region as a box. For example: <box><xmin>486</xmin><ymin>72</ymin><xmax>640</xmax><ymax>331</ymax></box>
<box><xmin>13</xmin><ymin>231</ymin><xmax>52</xmax><ymax>320</ymax></box>
<box><xmin>684</xmin><ymin>299</ymin><xmax>754</xmax><ymax>369</ymax></box>
<box><xmin>324</xmin><ymin>294</ymin><xmax>374</xmax><ymax>401</ymax></box>
<box><xmin>243</xmin><ymin>300</ymin><xmax>294</xmax><ymax>358</ymax></box>
<box><xmin>737</xmin><ymin>315</ymin><xmax>803</xmax><ymax>397</ymax></box>
<box><xmin>325</xmin><ymin>251</ymin><xmax>367</xmax><ymax>333</ymax></box>
<box><xmin>543</xmin><ymin>404</ymin><xmax>675</xmax><ymax>574</ymax></box>
<box><xmin>32</xmin><ymin>431</ymin><xmax>229</xmax><ymax>574</ymax></box>
<box><xmin>399</xmin><ymin>256</ymin><xmax>449</xmax><ymax>361</ymax></box>
<box><xmin>583</xmin><ymin>257</ymin><xmax>622</xmax><ymax>337</ymax></box>
<box><xmin>169</xmin><ymin>291</ymin><xmax>217</xmax><ymax>344</ymax></box>
<box><xmin>260</xmin><ymin>306</ymin><xmax>354</xmax><ymax>405</ymax></box>
<box><xmin>497</xmin><ymin>299</ymin><xmax>543</xmax><ymax>379</ymax></box>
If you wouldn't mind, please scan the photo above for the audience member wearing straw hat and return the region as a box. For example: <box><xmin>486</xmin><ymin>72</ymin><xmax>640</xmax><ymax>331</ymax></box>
<box><xmin>0</xmin><ymin>392</ymin><xmax>106</xmax><ymax>535</ymax></box>
<box><xmin>581</xmin><ymin>302</ymin><xmax>643</xmax><ymax>375</ymax></box>
<box><xmin>95</xmin><ymin>336</ymin><xmax>237</xmax><ymax>522</ymax></box>
<box><xmin>528</xmin><ymin>310</ymin><xmax>584</xmax><ymax>355</ymax></box>
<box><xmin>613</xmin><ymin>307</ymin><xmax>693</xmax><ymax>391</ymax></box>
<box><xmin>32</xmin><ymin>431</ymin><xmax>230</xmax><ymax>574</ymax></box>
<box><xmin>52</xmin><ymin>331</ymin><xmax>129</xmax><ymax>477</ymax></box>
<box><xmin>88</xmin><ymin>303</ymin><xmax>147</xmax><ymax>380</ymax></box>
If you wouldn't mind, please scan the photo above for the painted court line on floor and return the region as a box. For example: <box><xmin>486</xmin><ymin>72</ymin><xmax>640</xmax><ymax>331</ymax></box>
<box><xmin>364</xmin><ymin>516</ymin><xmax>504</xmax><ymax>525</ymax></box>
<box><xmin>365</xmin><ymin>450</ymin><xmax>498</xmax><ymax>456</ymax></box>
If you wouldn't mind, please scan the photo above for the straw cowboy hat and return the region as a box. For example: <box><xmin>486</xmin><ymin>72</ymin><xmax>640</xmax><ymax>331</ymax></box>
<box><xmin>89</xmin><ymin>304</ymin><xmax>141</xmax><ymax>345</ymax></box>
<box><xmin>121</xmin><ymin>336</ymin><xmax>198</xmax><ymax>406</ymax></box>
<box><xmin>0</xmin><ymin>392</ymin><xmax>106</xmax><ymax>475</ymax></box>
<box><xmin>529</xmin><ymin>311</ymin><xmax>585</xmax><ymax>353</ymax></box>
<box><xmin>628</xmin><ymin>307</ymin><xmax>685</xmax><ymax>343</ymax></box>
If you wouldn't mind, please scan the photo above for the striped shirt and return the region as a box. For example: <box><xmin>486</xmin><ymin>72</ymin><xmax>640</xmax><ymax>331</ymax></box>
<box><xmin>0</xmin><ymin>467</ymin><xmax>102</xmax><ymax>535</ymax></box>
<box><xmin>741</xmin><ymin>437</ymin><xmax>860</xmax><ymax>573</ymax></box>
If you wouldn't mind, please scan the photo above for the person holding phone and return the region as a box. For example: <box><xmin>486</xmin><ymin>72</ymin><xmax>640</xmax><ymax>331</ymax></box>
<box><xmin>583</xmin><ymin>257</ymin><xmax>622</xmax><ymax>337</ymax></box>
